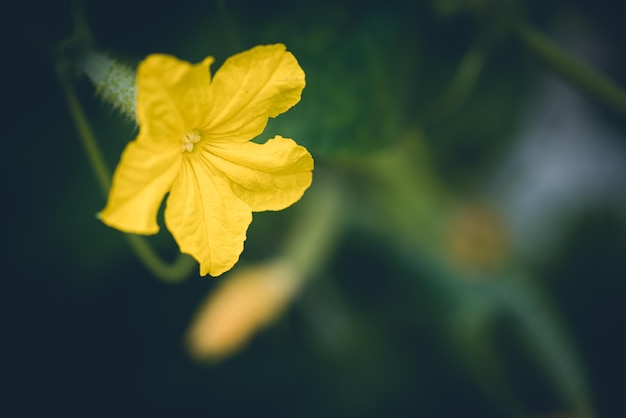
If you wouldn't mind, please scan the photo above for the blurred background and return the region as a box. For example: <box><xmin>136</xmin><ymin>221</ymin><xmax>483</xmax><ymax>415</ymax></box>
<box><xmin>5</xmin><ymin>0</ymin><xmax>626</xmax><ymax>417</ymax></box>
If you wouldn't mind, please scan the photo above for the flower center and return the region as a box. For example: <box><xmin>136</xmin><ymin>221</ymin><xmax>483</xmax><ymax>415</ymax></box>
<box><xmin>181</xmin><ymin>129</ymin><xmax>203</xmax><ymax>153</ymax></box>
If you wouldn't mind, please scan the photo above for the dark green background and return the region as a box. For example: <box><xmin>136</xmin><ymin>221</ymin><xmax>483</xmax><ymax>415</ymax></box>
<box><xmin>5</xmin><ymin>1</ymin><xmax>626</xmax><ymax>417</ymax></box>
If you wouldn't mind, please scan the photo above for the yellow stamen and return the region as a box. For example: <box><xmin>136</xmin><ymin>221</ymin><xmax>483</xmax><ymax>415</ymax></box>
<box><xmin>181</xmin><ymin>129</ymin><xmax>203</xmax><ymax>152</ymax></box>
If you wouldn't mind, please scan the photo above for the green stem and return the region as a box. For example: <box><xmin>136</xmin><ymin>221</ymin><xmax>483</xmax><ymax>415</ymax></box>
<box><xmin>56</xmin><ymin>62</ymin><xmax>196</xmax><ymax>283</ymax></box>
<box><xmin>503</xmin><ymin>276</ymin><xmax>596</xmax><ymax>418</ymax></box>
<box><xmin>432</xmin><ymin>39</ymin><xmax>489</xmax><ymax>121</ymax></box>
<box><xmin>57</xmin><ymin>62</ymin><xmax>111</xmax><ymax>193</ymax></box>
<box><xmin>125</xmin><ymin>235</ymin><xmax>196</xmax><ymax>283</ymax></box>
<box><xmin>281</xmin><ymin>171</ymin><xmax>344</xmax><ymax>276</ymax></box>
<box><xmin>518</xmin><ymin>21</ymin><xmax>626</xmax><ymax>116</ymax></box>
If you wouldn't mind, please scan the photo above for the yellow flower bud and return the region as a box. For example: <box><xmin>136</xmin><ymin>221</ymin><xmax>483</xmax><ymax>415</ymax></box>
<box><xmin>185</xmin><ymin>260</ymin><xmax>300</xmax><ymax>362</ymax></box>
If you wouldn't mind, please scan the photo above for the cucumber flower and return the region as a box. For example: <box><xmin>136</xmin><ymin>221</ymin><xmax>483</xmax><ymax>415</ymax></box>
<box><xmin>98</xmin><ymin>44</ymin><xmax>313</xmax><ymax>276</ymax></box>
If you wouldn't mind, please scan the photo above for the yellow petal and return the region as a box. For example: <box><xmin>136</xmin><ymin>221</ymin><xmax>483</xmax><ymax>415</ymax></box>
<box><xmin>165</xmin><ymin>157</ymin><xmax>252</xmax><ymax>276</ymax></box>
<box><xmin>99</xmin><ymin>139</ymin><xmax>181</xmax><ymax>234</ymax></box>
<box><xmin>137</xmin><ymin>54</ymin><xmax>214</xmax><ymax>135</ymax></box>
<box><xmin>202</xmin><ymin>44</ymin><xmax>305</xmax><ymax>142</ymax></box>
<box><xmin>203</xmin><ymin>136</ymin><xmax>314</xmax><ymax>211</ymax></box>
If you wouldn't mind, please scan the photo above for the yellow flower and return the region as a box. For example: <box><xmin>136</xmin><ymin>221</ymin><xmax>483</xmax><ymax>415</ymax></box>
<box><xmin>98</xmin><ymin>44</ymin><xmax>314</xmax><ymax>276</ymax></box>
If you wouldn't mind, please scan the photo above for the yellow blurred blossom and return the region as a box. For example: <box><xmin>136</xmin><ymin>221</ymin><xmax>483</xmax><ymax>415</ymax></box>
<box><xmin>185</xmin><ymin>260</ymin><xmax>301</xmax><ymax>362</ymax></box>
<box><xmin>98</xmin><ymin>44</ymin><xmax>313</xmax><ymax>276</ymax></box>
<box><xmin>444</xmin><ymin>201</ymin><xmax>509</xmax><ymax>274</ymax></box>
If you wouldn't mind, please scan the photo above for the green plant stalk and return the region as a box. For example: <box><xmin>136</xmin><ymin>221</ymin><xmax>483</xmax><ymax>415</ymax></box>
<box><xmin>57</xmin><ymin>62</ymin><xmax>111</xmax><ymax>193</ymax></box>
<box><xmin>56</xmin><ymin>63</ymin><xmax>196</xmax><ymax>283</ymax></box>
<box><xmin>281</xmin><ymin>171</ymin><xmax>344</xmax><ymax>277</ymax></box>
<box><xmin>502</xmin><ymin>275</ymin><xmax>596</xmax><ymax>418</ymax></box>
<box><xmin>518</xmin><ymin>21</ymin><xmax>626</xmax><ymax>116</ymax></box>
<box><xmin>432</xmin><ymin>39</ymin><xmax>489</xmax><ymax>121</ymax></box>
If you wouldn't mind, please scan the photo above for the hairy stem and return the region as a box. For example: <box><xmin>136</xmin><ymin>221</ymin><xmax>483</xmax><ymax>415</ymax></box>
<box><xmin>518</xmin><ymin>21</ymin><xmax>626</xmax><ymax>116</ymax></box>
